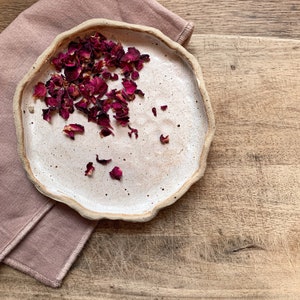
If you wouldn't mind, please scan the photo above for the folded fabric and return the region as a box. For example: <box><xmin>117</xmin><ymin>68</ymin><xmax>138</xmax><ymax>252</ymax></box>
<box><xmin>0</xmin><ymin>0</ymin><xmax>193</xmax><ymax>288</ymax></box>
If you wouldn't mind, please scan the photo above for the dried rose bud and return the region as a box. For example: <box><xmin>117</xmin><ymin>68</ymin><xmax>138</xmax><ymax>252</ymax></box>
<box><xmin>63</xmin><ymin>123</ymin><xmax>84</xmax><ymax>140</ymax></box>
<box><xmin>85</xmin><ymin>162</ymin><xmax>95</xmax><ymax>176</ymax></box>
<box><xmin>160</xmin><ymin>134</ymin><xmax>169</xmax><ymax>144</ymax></box>
<box><xmin>109</xmin><ymin>166</ymin><xmax>123</xmax><ymax>180</ymax></box>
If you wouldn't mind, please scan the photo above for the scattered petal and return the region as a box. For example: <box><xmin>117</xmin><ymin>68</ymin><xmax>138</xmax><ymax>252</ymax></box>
<box><xmin>135</xmin><ymin>89</ymin><xmax>145</xmax><ymax>97</ymax></box>
<box><xmin>128</xmin><ymin>125</ymin><xmax>138</xmax><ymax>139</ymax></box>
<box><xmin>152</xmin><ymin>107</ymin><xmax>157</xmax><ymax>117</ymax></box>
<box><xmin>160</xmin><ymin>105</ymin><xmax>168</xmax><ymax>111</ymax></box>
<box><xmin>85</xmin><ymin>162</ymin><xmax>95</xmax><ymax>176</ymax></box>
<box><xmin>63</xmin><ymin>123</ymin><xmax>84</xmax><ymax>140</ymax></box>
<box><xmin>109</xmin><ymin>166</ymin><xmax>123</xmax><ymax>180</ymax></box>
<box><xmin>100</xmin><ymin>127</ymin><xmax>114</xmax><ymax>138</ymax></box>
<box><xmin>160</xmin><ymin>134</ymin><xmax>169</xmax><ymax>144</ymax></box>
<box><xmin>42</xmin><ymin>108</ymin><xmax>54</xmax><ymax>122</ymax></box>
<box><xmin>96</xmin><ymin>155</ymin><xmax>112</xmax><ymax>165</ymax></box>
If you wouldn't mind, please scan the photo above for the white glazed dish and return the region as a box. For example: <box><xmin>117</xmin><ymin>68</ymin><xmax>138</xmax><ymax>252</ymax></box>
<box><xmin>13</xmin><ymin>19</ymin><xmax>215</xmax><ymax>221</ymax></box>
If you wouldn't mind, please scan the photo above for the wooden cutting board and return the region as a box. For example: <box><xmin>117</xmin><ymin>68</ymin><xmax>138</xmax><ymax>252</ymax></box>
<box><xmin>2</xmin><ymin>34</ymin><xmax>300</xmax><ymax>299</ymax></box>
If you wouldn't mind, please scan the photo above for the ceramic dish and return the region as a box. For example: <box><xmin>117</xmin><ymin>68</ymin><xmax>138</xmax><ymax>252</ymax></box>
<box><xmin>13</xmin><ymin>19</ymin><xmax>215</xmax><ymax>221</ymax></box>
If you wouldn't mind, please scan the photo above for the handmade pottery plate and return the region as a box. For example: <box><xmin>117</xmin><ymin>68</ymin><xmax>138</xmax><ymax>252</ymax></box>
<box><xmin>13</xmin><ymin>19</ymin><xmax>215</xmax><ymax>221</ymax></box>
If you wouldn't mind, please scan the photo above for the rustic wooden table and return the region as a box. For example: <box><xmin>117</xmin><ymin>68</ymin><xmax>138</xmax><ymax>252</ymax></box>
<box><xmin>1</xmin><ymin>1</ymin><xmax>300</xmax><ymax>299</ymax></box>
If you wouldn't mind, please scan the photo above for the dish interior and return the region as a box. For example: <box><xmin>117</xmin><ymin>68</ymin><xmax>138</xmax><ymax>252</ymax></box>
<box><xmin>19</xmin><ymin>26</ymin><xmax>208</xmax><ymax>218</ymax></box>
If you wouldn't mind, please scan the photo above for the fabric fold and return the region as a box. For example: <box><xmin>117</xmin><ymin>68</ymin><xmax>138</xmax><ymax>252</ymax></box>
<box><xmin>0</xmin><ymin>0</ymin><xmax>193</xmax><ymax>288</ymax></box>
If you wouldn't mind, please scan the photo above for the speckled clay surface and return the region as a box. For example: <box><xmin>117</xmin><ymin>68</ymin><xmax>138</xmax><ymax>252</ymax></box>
<box><xmin>13</xmin><ymin>19</ymin><xmax>215</xmax><ymax>221</ymax></box>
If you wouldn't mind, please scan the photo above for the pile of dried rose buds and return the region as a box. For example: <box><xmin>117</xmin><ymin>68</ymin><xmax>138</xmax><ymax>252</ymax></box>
<box><xmin>33</xmin><ymin>32</ymin><xmax>168</xmax><ymax>180</ymax></box>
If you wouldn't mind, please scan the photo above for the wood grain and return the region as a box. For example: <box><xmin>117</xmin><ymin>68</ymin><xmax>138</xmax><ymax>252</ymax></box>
<box><xmin>1</xmin><ymin>1</ymin><xmax>300</xmax><ymax>299</ymax></box>
<box><xmin>2</xmin><ymin>0</ymin><xmax>300</xmax><ymax>39</ymax></box>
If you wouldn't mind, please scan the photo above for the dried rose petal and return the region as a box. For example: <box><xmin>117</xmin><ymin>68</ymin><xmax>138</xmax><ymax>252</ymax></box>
<box><xmin>75</xmin><ymin>98</ymin><xmax>89</xmax><ymax>113</ymax></box>
<box><xmin>160</xmin><ymin>105</ymin><xmax>168</xmax><ymax>111</ymax></box>
<box><xmin>152</xmin><ymin>107</ymin><xmax>157</xmax><ymax>117</ymax></box>
<box><xmin>85</xmin><ymin>162</ymin><xmax>95</xmax><ymax>176</ymax></box>
<box><xmin>121</xmin><ymin>47</ymin><xmax>140</xmax><ymax>63</ymax></box>
<box><xmin>64</xmin><ymin>65</ymin><xmax>82</xmax><ymax>82</ymax></box>
<box><xmin>45</xmin><ymin>96</ymin><xmax>59</xmax><ymax>107</ymax></box>
<box><xmin>140</xmin><ymin>54</ymin><xmax>150</xmax><ymax>61</ymax></box>
<box><xmin>96</xmin><ymin>155</ymin><xmax>112</xmax><ymax>165</ymax></box>
<box><xmin>59</xmin><ymin>97</ymin><xmax>74</xmax><ymax>120</ymax></box>
<box><xmin>78</xmin><ymin>48</ymin><xmax>91</xmax><ymax>62</ymax></box>
<box><xmin>51</xmin><ymin>52</ymin><xmax>67</xmax><ymax>71</ymax></box>
<box><xmin>122</xmin><ymin>79</ymin><xmax>137</xmax><ymax>95</ymax></box>
<box><xmin>42</xmin><ymin>108</ymin><xmax>54</xmax><ymax>123</ymax></box>
<box><xmin>89</xmin><ymin>77</ymin><xmax>108</xmax><ymax>97</ymax></box>
<box><xmin>128</xmin><ymin>125</ymin><xmax>138</xmax><ymax>139</ymax></box>
<box><xmin>113</xmin><ymin>103</ymin><xmax>130</xmax><ymax>127</ymax></box>
<box><xmin>101</xmin><ymin>69</ymin><xmax>111</xmax><ymax>80</ymax></box>
<box><xmin>110</xmin><ymin>73</ymin><xmax>119</xmax><ymax>81</ymax></box>
<box><xmin>109</xmin><ymin>166</ymin><xmax>123</xmax><ymax>180</ymax></box>
<box><xmin>97</xmin><ymin>112</ymin><xmax>112</xmax><ymax>128</ymax></box>
<box><xmin>33</xmin><ymin>82</ymin><xmax>47</xmax><ymax>98</ymax></box>
<box><xmin>100</xmin><ymin>127</ymin><xmax>114</xmax><ymax>138</ymax></box>
<box><xmin>134</xmin><ymin>59</ymin><xmax>144</xmax><ymax>71</ymax></box>
<box><xmin>160</xmin><ymin>134</ymin><xmax>169</xmax><ymax>144</ymax></box>
<box><xmin>63</xmin><ymin>123</ymin><xmax>84</xmax><ymax>140</ymax></box>
<box><xmin>131</xmin><ymin>71</ymin><xmax>139</xmax><ymax>81</ymax></box>
<box><xmin>68</xmin><ymin>84</ymin><xmax>80</xmax><ymax>99</ymax></box>
<box><xmin>46</xmin><ymin>75</ymin><xmax>64</xmax><ymax>97</ymax></box>
<box><xmin>135</xmin><ymin>89</ymin><xmax>145</xmax><ymax>97</ymax></box>
<box><xmin>122</xmin><ymin>64</ymin><xmax>134</xmax><ymax>78</ymax></box>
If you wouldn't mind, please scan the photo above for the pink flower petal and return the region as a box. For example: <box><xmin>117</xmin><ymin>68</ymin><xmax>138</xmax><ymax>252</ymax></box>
<box><xmin>63</xmin><ymin>123</ymin><xmax>84</xmax><ymax>140</ymax></box>
<box><xmin>75</xmin><ymin>98</ymin><xmax>89</xmax><ymax>113</ymax></box>
<box><xmin>131</xmin><ymin>71</ymin><xmax>139</xmax><ymax>81</ymax></box>
<box><xmin>100</xmin><ymin>127</ymin><xmax>114</xmax><ymax>138</ymax></box>
<box><xmin>121</xmin><ymin>47</ymin><xmax>140</xmax><ymax>63</ymax></box>
<box><xmin>109</xmin><ymin>166</ymin><xmax>123</xmax><ymax>180</ymax></box>
<box><xmin>51</xmin><ymin>52</ymin><xmax>67</xmax><ymax>71</ymax></box>
<box><xmin>122</xmin><ymin>79</ymin><xmax>137</xmax><ymax>95</ymax></box>
<box><xmin>64</xmin><ymin>65</ymin><xmax>82</xmax><ymax>82</ymax></box>
<box><xmin>160</xmin><ymin>134</ymin><xmax>169</xmax><ymax>144</ymax></box>
<box><xmin>85</xmin><ymin>162</ymin><xmax>95</xmax><ymax>176</ymax></box>
<box><xmin>68</xmin><ymin>84</ymin><xmax>80</xmax><ymax>99</ymax></box>
<box><xmin>42</xmin><ymin>108</ymin><xmax>54</xmax><ymax>123</ymax></box>
<box><xmin>45</xmin><ymin>96</ymin><xmax>59</xmax><ymax>107</ymax></box>
<box><xmin>33</xmin><ymin>82</ymin><xmax>47</xmax><ymax>98</ymax></box>
<box><xmin>97</xmin><ymin>112</ymin><xmax>112</xmax><ymax>128</ymax></box>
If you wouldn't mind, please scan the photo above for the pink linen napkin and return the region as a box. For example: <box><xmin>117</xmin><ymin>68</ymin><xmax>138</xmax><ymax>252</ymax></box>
<box><xmin>0</xmin><ymin>0</ymin><xmax>193</xmax><ymax>288</ymax></box>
